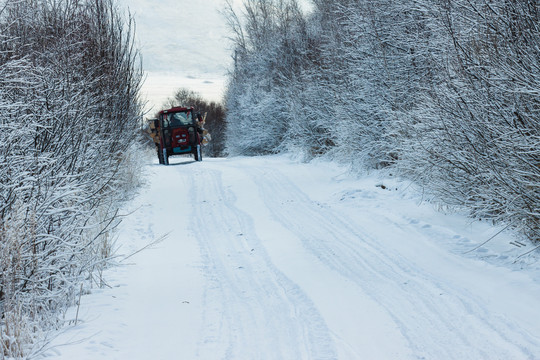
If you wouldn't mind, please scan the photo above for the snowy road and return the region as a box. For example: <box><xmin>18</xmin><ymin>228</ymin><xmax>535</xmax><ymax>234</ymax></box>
<box><xmin>45</xmin><ymin>155</ymin><xmax>540</xmax><ymax>359</ymax></box>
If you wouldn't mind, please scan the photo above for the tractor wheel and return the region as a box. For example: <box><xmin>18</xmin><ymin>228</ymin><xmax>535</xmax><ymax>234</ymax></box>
<box><xmin>194</xmin><ymin>144</ymin><xmax>202</xmax><ymax>161</ymax></box>
<box><xmin>163</xmin><ymin>148</ymin><xmax>169</xmax><ymax>165</ymax></box>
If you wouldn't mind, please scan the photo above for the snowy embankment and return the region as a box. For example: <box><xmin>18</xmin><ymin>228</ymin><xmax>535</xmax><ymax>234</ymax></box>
<box><xmin>42</xmin><ymin>155</ymin><xmax>540</xmax><ymax>359</ymax></box>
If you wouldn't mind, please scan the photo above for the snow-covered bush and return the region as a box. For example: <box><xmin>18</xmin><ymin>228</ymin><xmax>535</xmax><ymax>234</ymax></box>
<box><xmin>0</xmin><ymin>0</ymin><xmax>144</xmax><ymax>357</ymax></box>
<box><xmin>223</xmin><ymin>0</ymin><xmax>539</xmax><ymax>241</ymax></box>
<box><xmin>396</xmin><ymin>0</ymin><xmax>540</xmax><ymax>239</ymax></box>
<box><xmin>224</xmin><ymin>0</ymin><xmax>309</xmax><ymax>156</ymax></box>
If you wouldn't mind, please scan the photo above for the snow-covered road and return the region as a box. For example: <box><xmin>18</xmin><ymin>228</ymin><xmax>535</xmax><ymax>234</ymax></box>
<box><xmin>44</xmin><ymin>155</ymin><xmax>540</xmax><ymax>359</ymax></box>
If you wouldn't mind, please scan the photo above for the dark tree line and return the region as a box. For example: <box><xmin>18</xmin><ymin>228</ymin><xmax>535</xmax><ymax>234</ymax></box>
<box><xmin>224</xmin><ymin>0</ymin><xmax>539</xmax><ymax>242</ymax></box>
<box><xmin>0</xmin><ymin>0</ymin><xmax>144</xmax><ymax>357</ymax></box>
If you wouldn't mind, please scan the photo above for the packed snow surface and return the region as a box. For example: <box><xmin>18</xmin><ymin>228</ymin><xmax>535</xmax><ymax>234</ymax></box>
<box><xmin>43</xmin><ymin>155</ymin><xmax>540</xmax><ymax>359</ymax></box>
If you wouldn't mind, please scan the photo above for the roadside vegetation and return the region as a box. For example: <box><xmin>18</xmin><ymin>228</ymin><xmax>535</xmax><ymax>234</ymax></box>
<box><xmin>0</xmin><ymin>0</ymin><xmax>144</xmax><ymax>357</ymax></box>
<box><xmin>223</xmin><ymin>0</ymin><xmax>539</xmax><ymax>243</ymax></box>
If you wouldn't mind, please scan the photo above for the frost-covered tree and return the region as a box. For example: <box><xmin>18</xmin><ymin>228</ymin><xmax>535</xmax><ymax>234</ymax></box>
<box><xmin>0</xmin><ymin>0</ymin><xmax>144</xmax><ymax>357</ymax></box>
<box><xmin>224</xmin><ymin>0</ymin><xmax>309</xmax><ymax>155</ymax></box>
<box><xmin>397</xmin><ymin>0</ymin><xmax>539</xmax><ymax>238</ymax></box>
<box><xmin>224</xmin><ymin>0</ymin><xmax>539</xmax><ymax>241</ymax></box>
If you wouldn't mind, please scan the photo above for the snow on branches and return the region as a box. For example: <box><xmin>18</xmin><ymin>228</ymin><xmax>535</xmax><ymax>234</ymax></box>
<box><xmin>223</xmin><ymin>0</ymin><xmax>539</xmax><ymax>241</ymax></box>
<box><xmin>0</xmin><ymin>0</ymin><xmax>144</xmax><ymax>357</ymax></box>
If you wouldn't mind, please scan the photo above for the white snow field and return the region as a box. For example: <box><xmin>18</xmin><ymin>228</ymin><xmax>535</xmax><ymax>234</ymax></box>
<box><xmin>42</xmin><ymin>155</ymin><xmax>540</xmax><ymax>359</ymax></box>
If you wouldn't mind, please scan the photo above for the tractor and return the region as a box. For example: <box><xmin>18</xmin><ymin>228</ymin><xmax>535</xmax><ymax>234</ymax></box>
<box><xmin>147</xmin><ymin>106</ymin><xmax>205</xmax><ymax>165</ymax></box>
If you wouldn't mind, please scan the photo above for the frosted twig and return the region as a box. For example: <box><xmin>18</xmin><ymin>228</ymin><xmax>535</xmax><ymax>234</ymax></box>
<box><xmin>463</xmin><ymin>224</ymin><xmax>511</xmax><ymax>254</ymax></box>
<box><xmin>120</xmin><ymin>233</ymin><xmax>170</xmax><ymax>262</ymax></box>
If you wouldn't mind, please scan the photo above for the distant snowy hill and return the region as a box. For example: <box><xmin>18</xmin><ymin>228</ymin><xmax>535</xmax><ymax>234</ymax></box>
<box><xmin>117</xmin><ymin>0</ymin><xmax>232</xmax><ymax>109</ymax></box>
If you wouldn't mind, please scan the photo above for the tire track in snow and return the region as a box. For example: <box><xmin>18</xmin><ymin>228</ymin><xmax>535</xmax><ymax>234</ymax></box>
<box><xmin>244</xmin><ymin>165</ymin><xmax>539</xmax><ymax>360</ymax></box>
<box><xmin>187</xmin><ymin>166</ymin><xmax>337</xmax><ymax>359</ymax></box>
